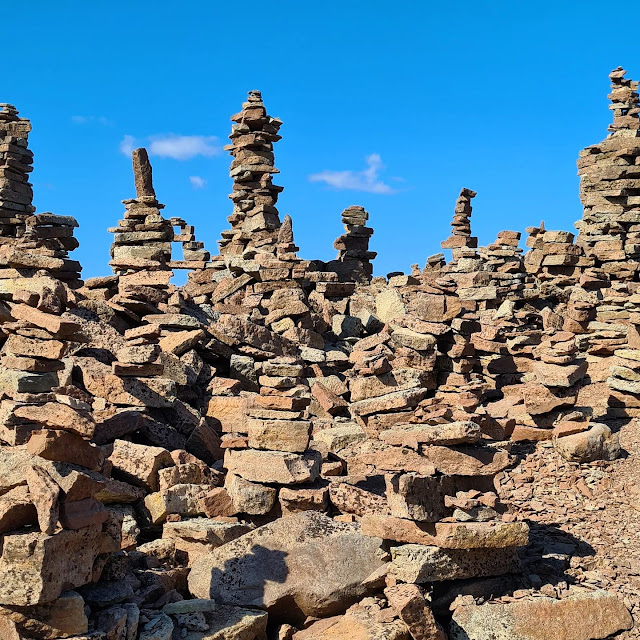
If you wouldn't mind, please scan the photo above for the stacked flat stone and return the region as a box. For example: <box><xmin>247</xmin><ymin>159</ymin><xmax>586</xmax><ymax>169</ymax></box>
<box><xmin>0</xmin><ymin>104</ymin><xmax>34</xmax><ymax>239</ymax></box>
<box><xmin>442</xmin><ymin>188</ymin><xmax>478</xmax><ymax>252</ymax></box>
<box><xmin>357</xmin><ymin>413</ymin><xmax>529</xmax><ymax>582</ymax></box>
<box><xmin>109</xmin><ymin>148</ymin><xmax>174</xmax><ymax>314</ymax></box>
<box><xmin>329</xmin><ymin>205</ymin><xmax>376</xmax><ymax>282</ymax></box>
<box><xmin>218</xmin><ymin>90</ymin><xmax>283</xmax><ymax>258</ymax></box>
<box><xmin>216</xmin><ymin>357</ymin><xmax>323</xmax><ymax>518</ymax></box>
<box><xmin>0</xmin><ymin>272</ymin><xmax>90</xmax><ymax>446</ymax></box>
<box><xmin>608</xmin><ymin>66</ymin><xmax>640</xmax><ymax>132</ymax></box>
<box><xmin>169</xmin><ymin>217</ymin><xmax>210</xmax><ymax>269</ymax></box>
<box><xmin>441</xmin><ymin>189</ymin><xmax>489</xmax><ymax>306</ymax></box>
<box><xmin>524</xmin><ymin>226</ymin><xmax>584</xmax><ymax>286</ymax></box>
<box><xmin>479</xmin><ymin>231</ymin><xmax>527</xmax><ymax>297</ymax></box>
<box><xmin>0</xmin><ymin>215</ymin><xmax>120</xmax><ymax>618</ymax></box>
<box><xmin>0</xmin><ymin>213</ymin><xmax>82</xmax><ymax>288</ymax></box>
<box><xmin>575</xmin><ymin>67</ymin><xmax>640</xmax><ymax>282</ymax></box>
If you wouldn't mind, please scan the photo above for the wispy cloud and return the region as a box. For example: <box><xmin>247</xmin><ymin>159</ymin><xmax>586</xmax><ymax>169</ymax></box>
<box><xmin>148</xmin><ymin>135</ymin><xmax>221</xmax><ymax>160</ymax></box>
<box><xmin>308</xmin><ymin>153</ymin><xmax>397</xmax><ymax>194</ymax></box>
<box><xmin>119</xmin><ymin>134</ymin><xmax>137</xmax><ymax>156</ymax></box>
<box><xmin>118</xmin><ymin>134</ymin><xmax>222</xmax><ymax>160</ymax></box>
<box><xmin>72</xmin><ymin>115</ymin><xmax>112</xmax><ymax>126</ymax></box>
<box><xmin>189</xmin><ymin>175</ymin><xmax>207</xmax><ymax>189</ymax></box>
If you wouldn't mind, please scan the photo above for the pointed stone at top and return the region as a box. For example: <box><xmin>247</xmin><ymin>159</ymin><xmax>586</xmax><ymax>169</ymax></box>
<box><xmin>132</xmin><ymin>148</ymin><xmax>156</xmax><ymax>199</ymax></box>
<box><xmin>609</xmin><ymin>66</ymin><xmax>627</xmax><ymax>81</ymax></box>
<box><xmin>278</xmin><ymin>214</ymin><xmax>294</xmax><ymax>245</ymax></box>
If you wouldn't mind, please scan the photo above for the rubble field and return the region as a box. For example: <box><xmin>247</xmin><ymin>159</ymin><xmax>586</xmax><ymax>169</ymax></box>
<box><xmin>0</xmin><ymin>68</ymin><xmax>639</xmax><ymax>639</ymax></box>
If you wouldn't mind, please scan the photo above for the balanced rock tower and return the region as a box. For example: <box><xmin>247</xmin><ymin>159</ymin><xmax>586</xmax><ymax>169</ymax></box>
<box><xmin>0</xmin><ymin>104</ymin><xmax>34</xmax><ymax>239</ymax></box>
<box><xmin>218</xmin><ymin>90</ymin><xmax>284</xmax><ymax>259</ymax></box>
<box><xmin>108</xmin><ymin>148</ymin><xmax>174</xmax><ymax>314</ymax></box>
<box><xmin>576</xmin><ymin>66</ymin><xmax>640</xmax><ymax>281</ymax></box>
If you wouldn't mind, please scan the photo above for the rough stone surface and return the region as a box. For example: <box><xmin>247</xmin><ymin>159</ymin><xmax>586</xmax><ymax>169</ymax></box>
<box><xmin>449</xmin><ymin>589</ymin><xmax>633</xmax><ymax>640</ymax></box>
<box><xmin>188</xmin><ymin>511</ymin><xmax>386</xmax><ymax>622</ymax></box>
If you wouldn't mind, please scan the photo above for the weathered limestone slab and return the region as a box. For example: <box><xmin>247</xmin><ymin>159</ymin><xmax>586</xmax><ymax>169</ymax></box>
<box><xmin>107</xmin><ymin>440</ymin><xmax>173</xmax><ymax>491</ymax></box>
<box><xmin>247</xmin><ymin>418</ymin><xmax>311</xmax><ymax>452</ymax></box>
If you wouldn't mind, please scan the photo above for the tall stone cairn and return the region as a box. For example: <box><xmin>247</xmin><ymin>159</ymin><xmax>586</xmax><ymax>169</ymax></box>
<box><xmin>0</xmin><ymin>104</ymin><xmax>35</xmax><ymax>239</ymax></box>
<box><xmin>576</xmin><ymin>67</ymin><xmax>640</xmax><ymax>282</ymax></box>
<box><xmin>441</xmin><ymin>188</ymin><xmax>478</xmax><ymax>251</ymax></box>
<box><xmin>108</xmin><ymin>148</ymin><xmax>174</xmax><ymax>313</ymax></box>
<box><xmin>219</xmin><ymin>90</ymin><xmax>284</xmax><ymax>258</ymax></box>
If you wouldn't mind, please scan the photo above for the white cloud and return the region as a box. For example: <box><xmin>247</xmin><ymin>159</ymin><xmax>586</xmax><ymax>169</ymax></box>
<box><xmin>189</xmin><ymin>175</ymin><xmax>207</xmax><ymax>189</ymax></box>
<box><xmin>72</xmin><ymin>115</ymin><xmax>112</xmax><ymax>126</ymax></box>
<box><xmin>308</xmin><ymin>154</ymin><xmax>396</xmax><ymax>194</ymax></box>
<box><xmin>119</xmin><ymin>135</ymin><xmax>137</xmax><ymax>156</ymax></box>
<box><xmin>148</xmin><ymin>135</ymin><xmax>221</xmax><ymax>160</ymax></box>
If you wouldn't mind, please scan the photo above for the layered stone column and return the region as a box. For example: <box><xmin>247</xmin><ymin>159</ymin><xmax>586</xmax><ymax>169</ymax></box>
<box><xmin>328</xmin><ymin>205</ymin><xmax>377</xmax><ymax>282</ymax></box>
<box><xmin>576</xmin><ymin>67</ymin><xmax>640</xmax><ymax>281</ymax></box>
<box><xmin>0</xmin><ymin>104</ymin><xmax>34</xmax><ymax>238</ymax></box>
<box><xmin>0</xmin><ymin>107</ymin><xmax>120</xmax><ymax>630</ymax></box>
<box><xmin>218</xmin><ymin>90</ymin><xmax>284</xmax><ymax>258</ymax></box>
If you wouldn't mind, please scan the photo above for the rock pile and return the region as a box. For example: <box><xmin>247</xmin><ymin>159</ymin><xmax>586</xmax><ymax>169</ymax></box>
<box><xmin>0</xmin><ymin>69</ymin><xmax>638</xmax><ymax>639</ymax></box>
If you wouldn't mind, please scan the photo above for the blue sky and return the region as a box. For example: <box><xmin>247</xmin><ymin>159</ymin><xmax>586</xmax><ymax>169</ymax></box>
<box><xmin>3</xmin><ymin>1</ymin><xmax>639</xmax><ymax>278</ymax></box>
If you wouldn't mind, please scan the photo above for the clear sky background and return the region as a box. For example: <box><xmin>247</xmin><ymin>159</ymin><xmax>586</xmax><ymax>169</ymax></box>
<box><xmin>3</xmin><ymin>1</ymin><xmax>639</xmax><ymax>278</ymax></box>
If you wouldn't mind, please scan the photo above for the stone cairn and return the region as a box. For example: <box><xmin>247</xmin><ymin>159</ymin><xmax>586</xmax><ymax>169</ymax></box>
<box><xmin>0</xmin><ymin>122</ymin><xmax>120</xmax><ymax>628</ymax></box>
<box><xmin>0</xmin><ymin>104</ymin><xmax>34</xmax><ymax>238</ymax></box>
<box><xmin>108</xmin><ymin>147</ymin><xmax>174</xmax><ymax>313</ymax></box>
<box><xmin>441</xmin><ymin>188</ymin><xmax>478</xmax><ymax>251</ymax></box>
<box><xmin>328</xmin><ymin>205</ymin><xmax>376</xmax><ymax>282</ymax></box>
<box><xmin>169</xmin><ymin>217</ymin><xmax>210</xmax><ymax>271</ymax></box>
<box><xmin>479</xmin><ymin>230</ymin><xmax>527</xmax><ymax>298</ymax></box>
<box><xmin>441</xmin><ymin>188</ymin><xmax>488</xmax><ymax>300</ymax></box>
<box><xmin>106</xmin><ymin>148</ymin><xmax>174</xmax><ymax>380</ymax></box>
<box><xmin>0</xmin><ymin>72</ymin><xmax>638</xmax><ymax>639</ymax></box>
<box><xmin>217</xmin><ymin>89</ymin><xmax>283</xmax><ymax>260</ymax></box>
<box><xmin>524</xmin><ymin>225</ymin><xmax>583</xmax><ymax>286</ymax></box>
<box><xmin>575</xmin><ymin>66</ymin><xmax>640</xmax><ymax>282</ymax></box>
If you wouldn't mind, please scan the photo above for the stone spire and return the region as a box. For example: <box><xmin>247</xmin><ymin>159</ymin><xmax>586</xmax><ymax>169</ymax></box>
<box><xmin>218</xmin><ymin>90</ymin><xmax>284</xmax><ymax>258</ymax></box>
<box><xmin>608</xmin><ymin>66</ymin><xmax>639</xmax><ymax>132</ymax></box>
<box><xmin>328</xmin><ymin>206</ymin><xmax>376</xmax><ymax>282</ymax></box>
<box><xmin>441</xmin><ymin>188</ymin><xmax>483</xmax><ymax>279</ymax></box>
<box><xmin>132</xmin><ymin>146</ymin><xmax>156</xmax><ymax>199</ymax></box>
<box><xmin>441</xmin><ymin>188</ymin><xmax>478</xmax><ymax>251</ymax></box>
<box><xmin>575</xmin><ymin>68</ymin><xmax>640</xmax><ymax>281</ymax></box>
<box><xmin>108</xmin><ymin>148</ymin><xmax>174</xmax><ymax>312</ymax></box>
<box><xmin>0</xmin><ymin>104</ymin><xmax>35</xmax><ymax>239</ymax></box>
